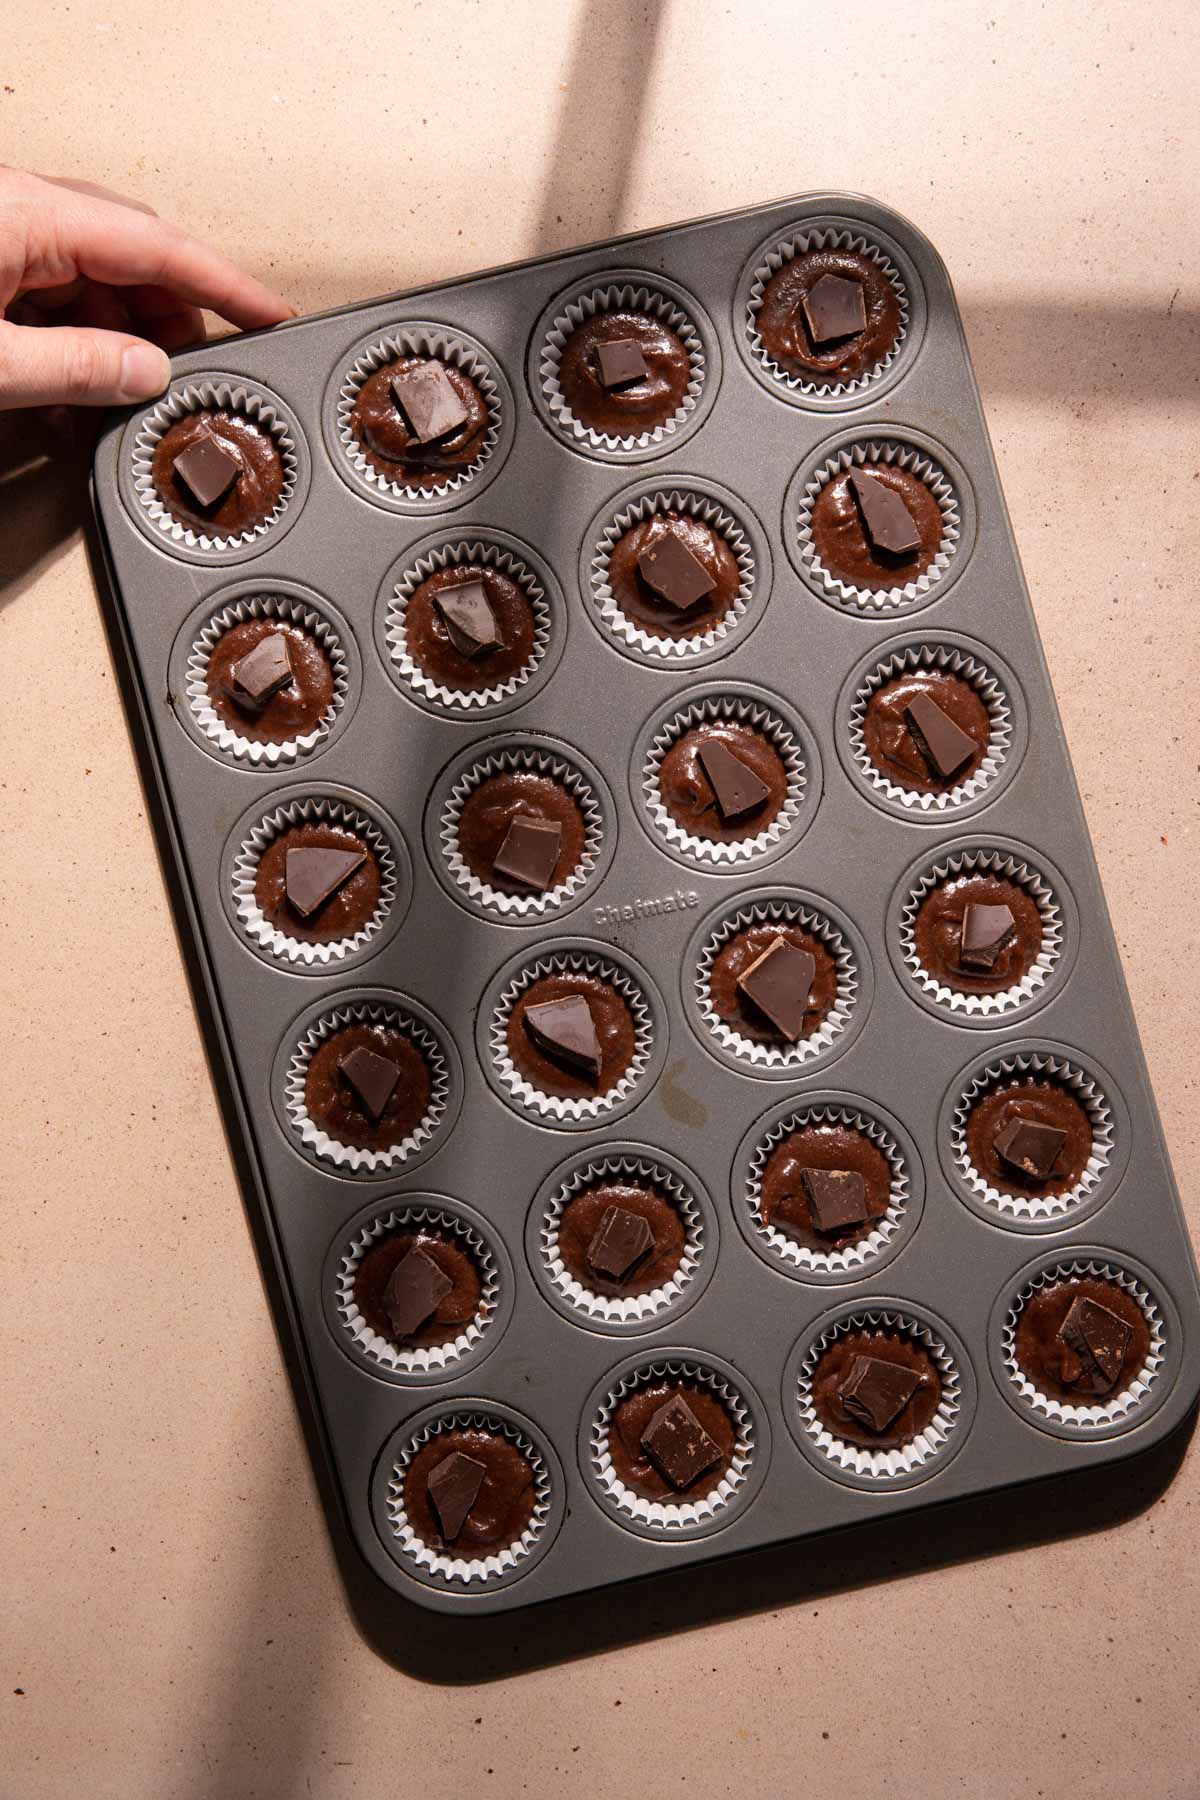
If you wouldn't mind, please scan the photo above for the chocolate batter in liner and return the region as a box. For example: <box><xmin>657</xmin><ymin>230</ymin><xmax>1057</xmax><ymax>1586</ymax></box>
<box><xmin>284</xmin><ymin>1000</ymin><xmax>453</xmax><ymax>1175</ymax></box>
<box><xmin>642</xmin><ymin>694</ymin><xmax>809</xmax><ymax>867</ymax></box>
<box><xmin>132</xmin><ymin>379</ymin><xmax>299</xmax><ymax>551</ymax></box>
<box><xmin>796</xmin><ymin>441</ymin><xmax>960</xmax><ymax>609</ymax></box>
<box><xmin>1003</xmin><ymin>1258</ymin><xmax>1166</xmax><ymax>1429</ymax></box>
<box><xmin>440</xmin><ymin>746</ymin><xmax>605</xmax><ymax>919</ymax></box>
<box><xmin>384</xmin><ymin>540</ymin><xmax>552</xmax><ymax>711</ymax></box>
<box><xmin>797</xmin><ymin>1310</ymin><xmax>962</xmax><ymax>1480</ymax></box>
<box><xmin>951</xmin><ymin>1051</ymin><xmax>1115</xmax><ymax>1221</ymax></box>
<box><xmin>591</xmin><ymin>1359</ymin><xmax>755</xmax><ymax>1530</ymax></box>
<box><xmin>746</xmin><ymin>225</ymin><xmax>910</xmax><ymax>395</ymax></box>
<box><xmin>588</xmin><ymin>487</ymin><xmax>758</xmax><ymax>661</ymax></box>
<box><xmin>232</xmin><ymin>796</ymin><xmax>398</xmax><ymax>967</ymax></box>
<box><xmin>848</xmin><ymin>642</ymin><xmax>1013</xmax><ymax>813</ymax></box>
<box><xmin>694</xmin><ymin>898</ymin><xmax>857</xmax><ymax>1070</ymax></box>
<box><xmin>539</xmin><ymin>279</ymin><xmax>706</xmax><ymax>450</ymax></box>
<box><xmin>385</xmin><ymin>1411</ymin><xmax>552</xmax><ymax>1584</ymax></box>
<box><xmin>488</xmin><ymin>952</ymin><xmax>656</xmax><ymax>1123</ymax></box>
<box><xmin>184</xmin><ymin>593</ymin><xmax>350</xmax><ymax>766</ymax></box>
<box><xmin>898</xmin><ymin>849</ymin><xmax>1063</xmax><ymax>1018</ymax></box>
<box><xmin>745</xmin><ymin>1103</ymin><xmax>910</xmax><ymax>1276</ymax></box>
<box><xmin>539</xmin><ymin>1155</ymin><xmax>705</xmax><ymax>1326</ymax></box>
<box><xmin>336</xmin><ymin>326</ymin><xmax>503</xmax><ymax>502</ymax></box>
<box><xmin>334</xmin><ymin>1203</ymin><xmax>500</xmax><ymax>1376</ymax></box>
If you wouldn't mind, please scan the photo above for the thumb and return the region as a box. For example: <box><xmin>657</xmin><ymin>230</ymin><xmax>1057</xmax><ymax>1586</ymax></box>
<box><xmin>0</xmin><ymin>320</ymin><xmax>170</xmax><ymax>409</ymax></box>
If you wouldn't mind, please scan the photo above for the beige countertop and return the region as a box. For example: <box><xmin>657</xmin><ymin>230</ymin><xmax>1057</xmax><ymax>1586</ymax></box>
<box><xmin>3</xmin><ymin>3</ymin><xmax>1199</xmax><ymax>1796</ymax></box>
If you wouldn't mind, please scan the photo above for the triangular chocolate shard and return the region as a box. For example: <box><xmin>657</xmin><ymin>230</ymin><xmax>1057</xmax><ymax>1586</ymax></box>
<box><xmin>427</xmin><ymin>1450</ymin><xmax>486</xmax><ymax>1541</ymax></box>
<box><xmin>838</xmin><ymin>1355</ymin><xmax>921</xmax><ymax>1434</ymax></box>
<box><xmin>636</xmin><ymin>529</ymin><xmax>717</xmax><ymax>610</ymax></box>
<box><xmin>1058</xmin><ymin>1295</ymin><xmax>1133</xmax><ymax>1393</ymax></box>
<box><xmin>284</xmin><ymin>846</ymin><xmax>366</xmax><ymax>918</ymax></box>
<box><xmin>383</xmin><ymin>1247</ymin><xmax>453</xmax><ymax>1338</ymax></box>
<box><xmin>903</xmin><ymin>691</ymin><xmax>977</xmax><ymax>780</ymax></box>
<box><xmin>226</xmin><ymin>633</ymin><xmax>294</xmax><ymax>709</ymax></box>
<box><xmin>848</xmin><ymin>469</ymin><xmax>921</xmax><ymax>555</ymax></box>
<box><xmin>492</xmin><ymin>816</ymin><xmax>562</xmax><ymax>892</ymax></box>
<box><xmin>735</xmin><ymin>936</ymin><xmax>815</xmax><ymax>1039</ymax></box>
<box><xmin>434</xmin><ymin>578</ymin><xmax>501</xmax><ymax>657</ymax></box>
<box><xmin>586</xmin><ymin>1205</ymin><xmax>654</xmax><ymax>1283</ymax></box>
<box><xmin>959</xmin><ymin>902</ymin><xmax>1016</xmax><ymax>971</ymax></box>
<box><xmin>992</xmin><ymin>1116</ymin><xmax>1067</xmax><ymax>1180</ymax></box>
<box><xmin>172</xmin><ymin>432</ymin><xmax>240</xmax><ymax>509</ymax></box>
<box><xmin>696</xmin><ymin>738</ymin><xmax>771</xmax><ymax>822</ymax></box>
<box><xmin>595</xmin><ymin>337</ymin><xmax>649</xmax><ymax>388</ymax></box>
<box><xmin>391</xmin><ymin>362</ymin><xmax>469</xmax><ymax>443</ymax></box>
<box><xmin>337</xmin><ymin>1045</ymin><xmax>400</xmax><ymax>1122</ymax></box>
<box><xmin>801</xmin><ymin>273</ymin><xmax>867</xmax><ymax>345</ymax></box>
<box><xmin>523</xmin><ymin>994</ymin><xmax>602</xmax><ymax>1079</ymax></box>
<box><xmin>801</xmin><ymin>1168</ymin><xmax>869</xmax><ymax>1234</ymax></box>
<box><xmin>640</xmin><ymin>1395</ymin><xmax>722</xmax><ymax>1491</ymax></box>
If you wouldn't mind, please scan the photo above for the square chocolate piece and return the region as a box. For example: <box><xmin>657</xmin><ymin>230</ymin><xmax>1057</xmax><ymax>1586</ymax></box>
<box><xmin>595</xmin><ymin>336</ymin><xmax>650</xmax><ymax>388</ymax></box>
<box><xmin>1057</xmin><ymin>1295</ymin><xmax>1133</xmax><ymax>1392</ymax></box>
<box><xmin>992</xmin><ymin>1116</ymin><xmax>1067</xmax><ymax>1181</ymax></box>
<box><xmin>696</xmin><ymin>738</ymin><xmax>771</xmax><ymax>822</ymax></box>
<box><xmin>735</xmin><ymin>936</ymin><xmax>815</xmax><ymax>1040</ymax></box>
<box><xmin>801</xmin><ymin>1168</ymin><xmax>869</xmax><ymax>1234</ymax></box>
<box><xmin>959</xmin><ymin>902</ymin><xmax>1016</xmax><ymax>971</ymax></box>
<box><xmin>337</xmin><ymin>1045</ymin><xmax>399</xmax><ymax>1122</ymax></box>
<box><xmin>838</xmin><ymin>1355</ymin><xmax>921</xmax><ymax>1434</ymax></box>
<box><xmin>492</xmin><ymin>816</ymin><xmax>562</xmax><ymax>892</ymax></box>
<box><xmin>639</xmin><ymin>1394</ymin><xmax>722</xmax><ymax>1491</ymax></box>
<box><xmin>391</xmin><ymin>362</ymin><xmax>469</xmax><ymax>443</ymax></box>
<box><xmin>847</xmin><ymin>469</ymin><xmax>921</xmax><ymax>556</ymax></box>
<box><xmin>586</xmin><ymin>1205</ymin><xmax>654</xmax><ymax>1283</ymax></box>
<box><xmin>523</xmin><ymin>994</ymin><xmax>602</xmax><ymax>1079</ymax></box>
<box><xmin>172</xmin><ymin>432</ymin><xmax>240</xmax><ymax>510</ymax></box>
<box><xmin>434</xmin><ymin>579</ymin><xmax>501</xmax><ymax>657</ymax></box>
<box><xmin>903</xmin><ymin>691</ymin><xmax>978</xmax><ymax>781</ymax></box>
<box><xmin>636</xmin><ymin>529</ymin><xmax>717</xmax><ymax>611</ymax></box>
<box><xmin>801</xmin><ymin>272</ymin><xmax>867</xmax><ymax>345</ymax></box>
<box><xmin>427</xmin><ymin>1450</ymin><xmax>486</xmax><ymax>1542</ymax></box>
<box><xmin>284</xmin><ymin>845</ymin><xmax>366</xmax><ymax>918</ymax></box>
<box><xmin>382</xmin><ymin>1247</ymin><xmax>453</xmax><ymax>1338</ymax></box>
<box><xmin>225</xmin><ymin>633</ymin><xmax>295</xmax><ymax>709</ymax></box>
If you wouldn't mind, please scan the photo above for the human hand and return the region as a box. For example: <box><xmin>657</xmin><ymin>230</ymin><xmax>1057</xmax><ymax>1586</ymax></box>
<box><xmin>0</xmin><ymin>166</ymin><xmax>293</xmax><ymax>410</ymax></box>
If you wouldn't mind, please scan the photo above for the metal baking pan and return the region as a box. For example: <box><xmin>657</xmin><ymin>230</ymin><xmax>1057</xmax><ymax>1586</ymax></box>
<box><xmin>89</xmin><ymin>192</ymin><xmax>1200</xmax><ymax>1616</ymax></box>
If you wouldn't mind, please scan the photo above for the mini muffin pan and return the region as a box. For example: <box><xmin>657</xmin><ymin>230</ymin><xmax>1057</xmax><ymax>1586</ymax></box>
<box><xmin>90</xmin><ymin>193</ymin><xmax>1200</xmax><ymax>1618</ymax></box>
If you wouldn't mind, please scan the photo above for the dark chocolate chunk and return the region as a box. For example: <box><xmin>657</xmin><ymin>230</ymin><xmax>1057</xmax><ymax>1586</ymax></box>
<box><xmin>172</xmin><ymin>432</ymin><xmax>240</xmax><ymax>510</ymax></box>
<box><xmin>1058</xmin><ymin>1295</ymin><xmax>1133</xmax><ymax>1393</ymax></box>
<box><xmin>338</xmin><ymin>1045</ymin><xmax>400</xmax><ymax>1122</ymax></box>
<box><xmin>225</xmin><ymin>633</ymin><xmax>294</xmax><ymax>709</ymax></box>
<box><xmin>492</xmin><ymin>816</ymin><xmax>562</xmax><ymax>892</ymax></box>
<box><xmin>993</xmin><ymin>1116</ymin><xmax>1067</xmax><ymax>1181</ymax></box>
<box><xmin>734</xmin><ymin>935</ymin><xmax>815</xmax><ymax>1039</ymax></box>
<box><xmin>382</xmin><ymin>1246</ymin><xmax>453</xmax><ymax>1338</ymax></box>
<box><xmin>801</xmin><ymin>272</ymin><xmax>868</xmax><ymax>345</ymax></box>
<box><xmin>639</xmin><ymin>1394</ymin><xmax>723</xmax><ymax>1491</ymax></box>
<box><xmin>523</xmin><ymin>995</ymin><xmax>602</xmax><ymax>1079</ymax></box>
<box><xmin>636</xmin><ymin>529</ymin><xmax>718</xmax><ymax>611</ymax></box>
<box><xmin>427</xmin><ymin>1449</ymin><xmax>486</xmax><ymax>1542</ymax></box>
<box><xmin>801</xmin><ymin>1168</ymin><xmax>870</xmax><ymax>1234</ymax></box>
<box><xmin>847</xmin><ymin>469</ymin><xmax>922</xmax><ymax>556</ymax></box>
<box><xmin>433</xmin><ymin>578</ymin><xmax>501</xmax><ymax>658</ymax></box>
<box><xmin>837</xmin><ymin>1354</ymin><xmax>921</xmax><ymax>1434</ymax></box>
<box><xmin>390</xmin><ymin>362</ymin><xmax>470</xmax><ymax>444</ymax></box>
<box><xmin>284</xmin><ymin>845</ymin><xmax>367</xmax><ymax>918</ymax></box>
<box><xmin>959</xmin><ymin>902</ymin><xmax>1017</xmax><ymax>971</ymax></box>
<box><xmin>903</xmin><ymin>691</ymin><xmax>978</xmax><ymax>780</ymax></box>
<box><xmin>594</xmin><ymin>336</ymin><xmax>650</xmax><ymax>389</ymax></box>
<box><xmin>696</xmin><ymin>738</ymin><xmax>771</xmax><ymax>822</ymax></box>
<box><xmin>586</xmin><ymin>1205</ymin><xmax>655</xmax><ymax>1283</ymax></box>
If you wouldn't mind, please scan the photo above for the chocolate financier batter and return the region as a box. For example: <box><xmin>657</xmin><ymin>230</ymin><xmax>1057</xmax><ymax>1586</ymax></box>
<box><xmin>607</xmin><ymin>1381</ymin><xmax>736</xmax><ymax>1501</ymax></box>
<box><xmin>913</xmin><ymin>873</ymin><xmax>1043</xmax><ymax>994</ymax></box>
<box><xmin>557</xmin><ymin>309</ymin><xmax>691</xmax><ymax>437</ymax></box>
<box><xmin>1014</xmin><ymin>1277</ymin><xmax>1150</xmax><ymax>1403</ymax></box>
<box><xmin>403</xmin><ymin>1428</ymin><xmax>535</xmax><ymax>1557</ymax></box>
<box><xmin>811</xmin><ymin>1328</ymin><xmax>941</xmax><ymax>1448</ymax></box>
<box><xmin>810</xmin><ymin>463</ymin><xmax>943</xmax><ymax>591</ymax></box>
<box><xmin>966</xmin><ymin>1079</ymin><xmax>1092</xmax><ymax>1197</ymax></box>
<box><xmin>350</xmin><ymin>356</ymin><xmax>489</xmax><ymax>487</ymax></box>
<box><xmin>457</xmin><ymin>772</ymin><xmax>585</xmax><ymax>894</ymax></box>
<box><xmin>864</xmin><ymin>669</ymin><xmax>990</xmax><ymax>792</ymax></box>
<box><xmin>556</xmin><ymin>1180</ymin><xmax>686</xmax><ymax>1299</ymax></box>
<box><xmin>353</xmin><ymin>1228</ymin><xmax>482</xmax><ymax>1351</ymax></box>
<box><xmin>606</xmin><ymin>512</ymin><xmax>741</xmax><ymax>640</ymax></box>
<box><xmin>657</xmin><ymin>721</ymin><xmax>787</xmax><ymax>842</ymax></box>
<box><xmin>404</xmin><ymin>565</ymin><xmax>535</xmax><ymax>692</ymax></box>
<box><xmin>506</xmin><ymin>972</ymin><xmax>635</xmax><ymax>1099</ymax></box>
<box><xmin>756</xmin><ymin>247</ymin><xmax>903</xmax><ymax>386</ymax></box>
<box><xmin>152</xmin><ymin>409</ymin><xmax>285</xmax><ymax>535</ymax></box>
<box><xmin>253</xmin><ymin>822</ymin><xmax>380</xmax><ymax>944</ymax></box>
<box><xmin>760</xmin><ymin>1122</ymin><xmax>893</xmax><ymax>1254</ymax></box>
<box><xmin>205</xmin><ymin>617</ymin><xmax>334</xmax><ymax>746</ymax></box>
<box><xmin>709</xmin><ymin>922</ymin><xmax>838</xmax><ymax>1044</ymax></box>
<box><xmin>304</xmin><ymin>1022</ymin><xmax>432</xmax><ymax>1151</ymax></box>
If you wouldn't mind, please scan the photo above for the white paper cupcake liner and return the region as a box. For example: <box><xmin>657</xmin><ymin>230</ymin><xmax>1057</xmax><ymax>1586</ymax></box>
<box><xmin>539</xmin><ymin>1155</ymin><xmax>705</xmax><ymax>1326</ymax></box>
<box><xmin>284</xmin><ymin>1000</ymin><xmax>451</xmax><ymax>1174</ymax></box>
<box><xmin>796</xmin><ymin>1309</ymin><xmax>962</xmax><ymax>1480</ymax></box>
<box><xmin>899</xmin><ymin>849</ymin><xmax>1063</xmax><ymax>1018</ymax></box>
<box><xmin>336</xmin><ymin>325</ymin><xmax>503</xmax><ymax>503</ymax></box>
<box><xmin>230</xmin><ymin>796</ymin><xmax>397</xmax><ymax>968</ymax></box>
<box><xmin>130</xmin><ymin>379</ymin><xmax>299</xmax><ymax>552</ymax></box>
<box><xmin>588</xmin><ymin>487</ymin><xmax>756</xmax><ymax>662</ymax></box>
<box><xmin>1003</xmin><ymin>1258</ymin><xmax>1166</xmax><ymax>1429</ymax></box>
<box><xmin>488</xmin><ymin>951</ymin><xmax>655</xmax><ymax>1123</ymax></box>
<box><xmin>334</xmin><ymin>1203</ymin><xmax>500</xmax><ymax>1377</ymax></box>
<box><xmin>745</xmin><ymin>1104</ymin><xmax>909</xmax><ymax>1277</ymax></box>
<box><xmin>746</xmin><ymin>226</ymin><xmax>910</xmax><ymax>398</ymax></box>
<box><xmin>590</xmin><ymin>1358</ymin><xmax>755</xmax><ymax>1532</ymax></box>
<box><xmin>951</xmin><ymin>1052</ymin><xmax>1115</xmax><ymax>1221</ymax></box>
<box><xmin>440</xmin><ymin>747</ymin><xmax>605</xmax><ymax>919</ymax></box>
<box><xmin>384</xmin><ymin>538</ymin><xmax>552</xmax><ymax>711</ymax></box>
<box><xmin>796</xmin><ymin>440</ymin><xmax>960</xmax><ymax>611</ymax></box>
<box><xmin>185</xmin><ymin>593</ymin><xmax>350</xmax><ymax>767</ymax></box>
<box><xmin>848</xmin><ymin>643</ymin><xmax>1013</xmax><ymax>812</ymax></box>
<box><xmin>539</xmin><ymin>281</ymin><xmax>706</xmax><ymax>452</ymax></box>
<box><xmin>694</xmin><ymin>897</ymin><xmax>858</xmax><ymax>1070</ymax></box>
<box><xmin>642</xmin><ymin>694</ymin><xmax>808</xmax><ymax>867</ymax></box>
<box><xmin>384</xmin><ymin>1409</ymin><xmax>552</xmax><ymax>1585</ymax></box>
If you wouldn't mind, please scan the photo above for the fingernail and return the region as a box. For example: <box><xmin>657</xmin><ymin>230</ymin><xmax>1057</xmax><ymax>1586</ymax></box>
<box><xmin>119</xmin><ymin>341</ymin><xmax>171</xmax><ymax>401</ymax></box>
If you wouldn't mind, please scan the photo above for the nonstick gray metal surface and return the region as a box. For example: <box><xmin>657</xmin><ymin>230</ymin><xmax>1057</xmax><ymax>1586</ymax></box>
<box><xmin>89</xmin><ymin>193</ymin><xmax>1200</xmax><ymax>1616</ymax></box>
